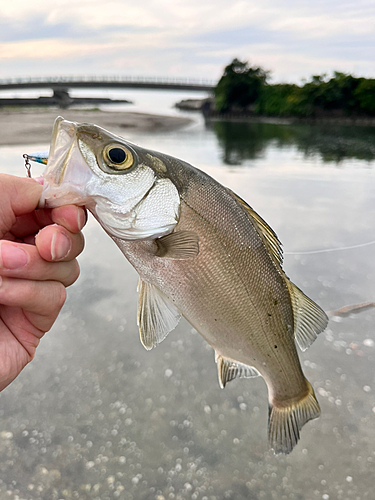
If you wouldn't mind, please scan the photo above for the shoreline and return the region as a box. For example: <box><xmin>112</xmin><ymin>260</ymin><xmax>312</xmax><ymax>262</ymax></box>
<box><xmin>203</xmin><ymin>112</ymin><xmax>375</xmax><ymax>127</ymax></box>
<box><xmin>0</xmin><ymin>108</ymin><xmax>193</xmax><ymax>146</ymax></box>
<box><xmin>175</xmin><ymin>98</ymin><xmax>375</xmax><ymax>127</ymax></box>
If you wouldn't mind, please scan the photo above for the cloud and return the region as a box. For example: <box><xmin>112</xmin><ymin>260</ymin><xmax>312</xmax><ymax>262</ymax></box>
<box><xmin>0</xmin><ymin>15</ymin><xmax>160</xmax><ymax>43</ymax></box>
<box><xmin>0</xmin><ymin>0</ymin><xmax>374</xmax><ymax>82</ymax></box>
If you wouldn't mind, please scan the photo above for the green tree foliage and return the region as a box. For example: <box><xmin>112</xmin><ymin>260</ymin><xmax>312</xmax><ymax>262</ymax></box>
<box><xmin>256</xmin><ymin>84</ymin><xmax>313</xmax><ymax>117</ymax></box>
<box><xmin>299</xmin><ymin>72</ymin><xmax>362</xmax><ymax>114</ymax></box>
<box><xmin>214</xmin><ymin>59</ymin><xmax>375</xmax><ymax>118</ymax></box>
<box><xmin>214</xmin><ymin>59</ymin><xmax>268</xmax><ymax>112</ymax></box>
<box><xmin>354</xmin><ymin>79</ymin><xmax>375</xmax><ymax>114</ymax></box>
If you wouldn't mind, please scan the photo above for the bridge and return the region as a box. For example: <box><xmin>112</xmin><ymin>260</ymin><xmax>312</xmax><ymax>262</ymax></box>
<box><xmin>0</xmin><ymin>75</ymin><xmax>216</xmax><ymax>92</ymax></box>
<box><xmin>0</xmin><ymin>76</ymin><xmax>216</xmax><ymax>107</ymax></box>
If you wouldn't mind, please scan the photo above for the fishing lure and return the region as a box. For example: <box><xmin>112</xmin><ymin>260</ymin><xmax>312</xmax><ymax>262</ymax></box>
<box><xmin>23</xmin><ymin>151</ymin><xmax>49</xmax><ymax>177</ymax></box>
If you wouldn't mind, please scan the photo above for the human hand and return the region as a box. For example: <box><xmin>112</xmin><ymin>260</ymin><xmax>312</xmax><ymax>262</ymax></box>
<box><xmin>0</xmin><ymin>173</ymin><xmax>86</xmax><ymax>392</ymax></box>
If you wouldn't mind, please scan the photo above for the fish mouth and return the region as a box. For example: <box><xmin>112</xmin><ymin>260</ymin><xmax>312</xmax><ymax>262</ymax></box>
<box><xmin>48</xmin><ymin>117</ymin><xmax>76</xmax><ymax>186</ymax></box>
<box><xmin>39</xmin><ymin>117</ymin><xmax>93</xmax><ymax>208</ymax></box>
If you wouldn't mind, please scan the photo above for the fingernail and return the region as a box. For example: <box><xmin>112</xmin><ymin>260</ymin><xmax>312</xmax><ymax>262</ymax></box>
<box><xmin>0</xmin><ymin>243</ymin><xmax>28</xmax><ymax>269</ymax></box>
<box><xmin>50</xmin><ymin>231</ymin><xmax>71</xmax><ymax>261</ymax></box>
<box><xmin>77</xmin><ymin>209</ymin><xmax>86</xmax><ymax>231</ymax></box>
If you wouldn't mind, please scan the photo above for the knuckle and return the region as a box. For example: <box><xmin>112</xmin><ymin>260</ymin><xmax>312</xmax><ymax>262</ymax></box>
<box><xmin>53</xmin><ymin>282</ymin><xmax>67</xmax><ymax>310</ymax></box>
<box><xmin>58</xmin><ymin>260</ymin><xmax>80</xmax><ymax>286</ymax></box>
<box><xmin>64</xmin><ymin>260</ymin><xmax>80</xmax><ymax>286</ymax></box>
<box><xmin>77</xmin><ymin>232</ymin><xmax>85</xmax><ymax>252</ymax></box>
<box><xmin>70</xmin><ymin>260</ymin><xmax>81</xmax><ymax>285</ymax></box>
<box><xmin>72</xmin><ymin>232</ymin><xmax>85</xmax><ymax>257</ymax></box>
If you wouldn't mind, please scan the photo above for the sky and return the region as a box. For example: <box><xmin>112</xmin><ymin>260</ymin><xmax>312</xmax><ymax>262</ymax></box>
<box><xmin>0</xmin><ymin>0</ymin><xmax>374</xmax><ymax>84</ymax></box>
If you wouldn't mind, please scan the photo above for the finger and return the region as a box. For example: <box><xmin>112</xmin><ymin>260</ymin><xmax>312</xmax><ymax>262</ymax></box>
<box><xmin>2</xmin><ymin>232</ymin><xmax>17</xmax><ymax>242</ymax></box>
<box><xmin>10</xmin><ymin>205</ymin><xmax>87</xmax><ymax>239</ymax></box>
<box><xmin>0</xmin><ymin>241</ymin><xmax>80</xmax><ymax>287</ymax></box>
<box><xmin>0</xmin><ymin>275</ymin><xmax>66</xmax><ymax>333</ymax></box>
<box><xmin>51</xmin><ymin>205</ymin><xmax>87</xmax><ymax>234</ymax></box>
<box><xmin>35</xmin><ymin>224</ymin><xmax>85</xmax><ymax>262</ymax></box>
<box><xmin>0</xmin><ymin>174</ymin><xmax>42</xmax><ymax>217</ymax></box>
<box><xmin>8</xmin><ymin>210</ymin><xmax>53</xmax><ymax>239</ymax></box>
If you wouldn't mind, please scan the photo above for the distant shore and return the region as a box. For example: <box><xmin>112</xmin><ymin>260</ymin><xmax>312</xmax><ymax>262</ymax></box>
<box><xmin>176</xmin><ymin>98</ymin><xmax>375</xmax><ymax>127</ymax></box>
<box><xmin>0</xmin><ymin>108</ymin><xmax>193</xmax><ymax>146</ymax></box>
<box><xmin>203</xmin><ymin>111</ymin><xmax>375</xmax><ymax>127</ymax></box>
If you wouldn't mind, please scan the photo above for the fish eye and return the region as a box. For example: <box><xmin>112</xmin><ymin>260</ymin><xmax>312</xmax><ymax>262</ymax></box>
<box><xmin>103</xmin><ymin>144</ymin><xmax>133</xmax><ymax>171</ymax></box>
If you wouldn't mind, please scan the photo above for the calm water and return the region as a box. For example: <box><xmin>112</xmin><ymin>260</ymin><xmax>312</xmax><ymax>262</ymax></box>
<box><xmin>0</xmin><ymin>100</ymin><xmax>375</xmax><ymax>499</ymax></box>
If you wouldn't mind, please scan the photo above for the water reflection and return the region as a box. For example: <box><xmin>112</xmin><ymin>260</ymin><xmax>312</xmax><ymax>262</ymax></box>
<box><xmin>210</xmin><ymin>120</ymin><xmax>375</xmax><ymax>165</ymax></box>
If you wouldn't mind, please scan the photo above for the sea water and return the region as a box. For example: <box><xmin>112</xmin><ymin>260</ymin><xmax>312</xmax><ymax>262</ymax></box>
<box><xmin>0</xmin><ymin>95</ymin><xmax>374</xmax><ymax>499</ymax></box>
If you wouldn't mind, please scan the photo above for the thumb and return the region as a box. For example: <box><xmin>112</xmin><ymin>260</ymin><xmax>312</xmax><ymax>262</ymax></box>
<box><xmin>2</xmin><ymin>174</ymin><xmax>43</xmax><ymax>216</ymax></box>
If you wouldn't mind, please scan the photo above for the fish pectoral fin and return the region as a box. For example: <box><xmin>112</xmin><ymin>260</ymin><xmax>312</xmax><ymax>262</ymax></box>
<box><xmin>216</xmin><ymin>354</ymin><xmax>260</xmax><ymax>389</ymax></box>
<box><xmin>286</xmin><ymin>281</ymin><xmax>328</xmax><ymax>351</ymax></box>
<box><xmin>268</xmin><ymin>380</ymin><xmax>321</xmax><ymax>455</ymax></box>
<box><xmin>155</xmin><ymin>231</ymin><xmax>199</xmax><ymax>260</ymax></box>
<box><xmin>137</xmin><ymin>279</ymin><xmax>181</xmax><ymax>350</ymax></box>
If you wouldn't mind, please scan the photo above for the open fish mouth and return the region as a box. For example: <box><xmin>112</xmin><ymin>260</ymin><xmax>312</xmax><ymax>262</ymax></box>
<box><xmin>38</xmin><ymin>117</ymin><xmax>94</xmax><ymax>208</ymax></box>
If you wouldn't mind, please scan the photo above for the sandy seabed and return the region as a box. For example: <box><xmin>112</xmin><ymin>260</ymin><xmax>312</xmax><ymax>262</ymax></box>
<box><xmin>0</xmin><ymin>108</ymin><xmax>192</xmax><ymax>146</ymax></box>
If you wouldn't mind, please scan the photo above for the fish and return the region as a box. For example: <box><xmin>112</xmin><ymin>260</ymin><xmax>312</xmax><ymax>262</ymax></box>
<box><xmin>33</xmin><ymin>116</ymin><xmax>328</xmax><ymax>454</ymax></box>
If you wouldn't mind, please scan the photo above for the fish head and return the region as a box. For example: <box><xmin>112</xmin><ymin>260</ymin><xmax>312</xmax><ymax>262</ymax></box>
<box><xmin>40</xmin><ymin>117</ymin><xmax>180</xmax><ymax>240</ymax></box>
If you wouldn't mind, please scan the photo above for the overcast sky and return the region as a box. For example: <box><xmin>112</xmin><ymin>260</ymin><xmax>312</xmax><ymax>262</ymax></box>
<box><xmin>0</xmin><ymin>0</ymin><xmax>374</xmax><ymax>83</ymax></box>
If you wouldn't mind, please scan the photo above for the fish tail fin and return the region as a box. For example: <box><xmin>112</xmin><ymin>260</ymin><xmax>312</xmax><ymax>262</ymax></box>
<box><xmin>268</xmin><ymin>380</ymin><xmax>320</xmax><ymax>455</ymax></box>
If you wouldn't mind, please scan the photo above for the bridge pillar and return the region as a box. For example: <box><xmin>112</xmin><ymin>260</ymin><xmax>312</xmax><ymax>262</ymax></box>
<box><xmin>52</xmin><ymin>87</ymin><xmax>73</xmax><ymax>108</ymax></box>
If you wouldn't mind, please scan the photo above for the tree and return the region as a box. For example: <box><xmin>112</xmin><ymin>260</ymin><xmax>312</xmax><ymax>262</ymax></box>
<box><xmin>354</xmin><ymin>79</ymin><xmax>375</xmax><ymax>115</ymax></box>
<box><xmin>300</xmin><ymin>72</ymin><xmax>362</xmax><ymax>115</ymax></box>
<box><xmin>215</xmin><ymin>59</ymin><xmax>268</xmax><ymax>113</ymax></box>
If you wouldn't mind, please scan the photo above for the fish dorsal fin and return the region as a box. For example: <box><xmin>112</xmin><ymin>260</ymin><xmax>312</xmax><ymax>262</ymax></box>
<box><xmin>155</xmin><ymin>230</ymin><xmax>199</xmax><ymax>260</ymax></box>
<box><xmin>216</xmin><ymin>354</ymin><xmax>260</xmax><ymax>389</ymax></box>
<box><xmin>137</xmin><ymin>279</ymin><xmax>181</xmax><ymax>350</ymax></box>
<box><xmin>286</xmin><ymin>280</ymin><xmax>328</xmax><ymax>351</ymax></box>
<box><xmin>227</xmin><ymin>189</ymin><xmax>283</xmax><ymax>266</ymax></box>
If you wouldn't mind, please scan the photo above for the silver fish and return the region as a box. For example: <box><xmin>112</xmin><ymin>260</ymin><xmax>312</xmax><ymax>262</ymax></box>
<box><xmin>35</xmin><ymin>116</ymin><xmax>328</xmax><ymax>454</ymax></box>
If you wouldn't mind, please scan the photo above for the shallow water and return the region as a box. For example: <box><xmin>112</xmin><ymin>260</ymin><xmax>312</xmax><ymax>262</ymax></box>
<box><xmin>0</xmin><ymin>111</ymin><xmax>374</xmax><ymax>499</ymax></box>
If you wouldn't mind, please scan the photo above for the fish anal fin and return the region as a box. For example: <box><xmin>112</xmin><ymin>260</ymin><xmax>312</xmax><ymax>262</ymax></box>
<box><xmin>155</xmin><ymin>230</ymin><xmax>199</xmax><ymax>260</ymax></box>
<box><xmin>216</xmin><ymin>354</ymin><xmax>260</xmax><ymax>389</ymax></box>
<box><xmin>227</xmin><ymin>188</ymin><xmax>283</xmax><ymax>267</ymax></box>
<box><xmin>268</xmin><ymin>380</ymin><xmax>321</xmax><ymax>455</ymax></box>
<box><xmin>286</xmin><ymin>281</ymin><xmax>328</xmax><ymax>351</ymax></box>
<box><xmin>137</xmin><ymin>279</ymin><xmax>181</xmax><ymax>350</ymax></box>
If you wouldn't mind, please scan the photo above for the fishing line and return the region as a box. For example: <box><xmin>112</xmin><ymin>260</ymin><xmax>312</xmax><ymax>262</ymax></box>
<box><xmin>285</xmin><ymin>239</ymin><xmax>375</xmax><ymax>255</ymax></box>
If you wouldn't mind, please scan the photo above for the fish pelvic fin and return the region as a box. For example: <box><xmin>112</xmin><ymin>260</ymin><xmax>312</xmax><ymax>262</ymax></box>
<box><xmin>287</xmin><ymin>281</ymin><xmax>328</xmax><ymax>351</ymax></box>
<box><xmin>216</xmin><ymin>354</ymin><xmax>260</xmax><ymax>389</ymax></box>
<box><xmin>155</xmin><ymin>230</ymin><xmax>199</xmax><ymax>260</ymax></box>
<box><xmin>268</xmin><ymin>380</ymin><xmax>321</xmax><ymax>455</ymax></box>
<box><xmin>137</xmin><ymin>279</ymin><xmax>181</xmax><ymax>350</ymax></box>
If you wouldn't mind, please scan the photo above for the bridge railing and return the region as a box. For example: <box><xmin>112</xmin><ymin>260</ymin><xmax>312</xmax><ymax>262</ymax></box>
<box><xmin>0</xmin><ymin>75</ymin><xmax>217</xmax><ymax>87</ymax></box>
